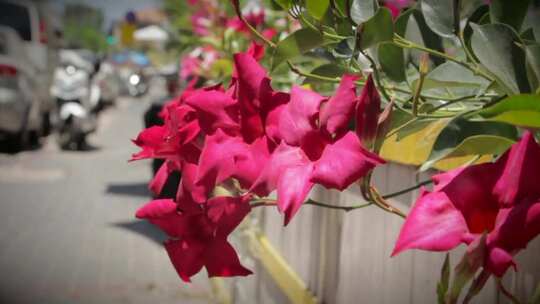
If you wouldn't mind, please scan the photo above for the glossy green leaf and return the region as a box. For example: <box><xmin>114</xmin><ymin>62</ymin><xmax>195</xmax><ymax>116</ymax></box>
<box><xmin>421</xmin><ymin>118</ymin><xmax>517</xmax><ymax>171</ymax></box>
<box><xmin>359</xmin><ymin>7</ymin><xmax>393</xmax><ymax>50</ymax></box>
<box><xmin>411</xmin><ymin>9</ymin><xmax>445</xmax><ymax>65</ymax></box>
<box><xmin>378</xmin><ymin>43</ymin><xmax>406</xmax><ymax>82</ymax></box>
<box><xmin>463</xmin><ymin>4</ymin><xmax>489</xmax><ymax>62</ymax></box>
<box><xmin>525</xmin><ymin>44</ymin><xmax>540</xmax><ymax>91</ymax></box>
<box><xmin>490</xmin><ymin>0</ymin><xmax>531</xmax><ymax>32</ymax></box>
<box><xmin>477</xmin><ymin>94</ymin><xmax>540</xmax><ymax>128</ymax></box>
<box><xmin>272</xmin><ymin>0</ymin><xmax>293</xmax><ymax>9</ymax></box>
<box><xmin>421</xmin><ymin>0</ymin><xmax>456</xmax><ymax>38</ymax></box>
<box><xmin>412</xmin><ymin>61</ymin><xmax>489</xmax><ymax>91</ymax></box>
<box><xmin>350</xmin><ymin>0</ymin><xmax>379</xmax><ymax>24</ymax></box>
<box><xmin>378</xmin><ymin>8</ymin><xmax>414</xmax><ymax>82</ymax></box>
<box><xmin>271</xmin><ymin>28</ymin><xmax>326</xmax><ymax>70</ymax></box>
<box><xmin>306</xmin><ymin>0</ymin><xmax>330</xmax><ymax>20</ymax></box>
<box><xmin>304</xmin><ymin>63</ymin><xmax>346</xmax><ymax>85</ymax></box>
<box><xmin>471</xmin><ymin>23</ymin><xmax>531</xmax><ymax>94</ymax></box>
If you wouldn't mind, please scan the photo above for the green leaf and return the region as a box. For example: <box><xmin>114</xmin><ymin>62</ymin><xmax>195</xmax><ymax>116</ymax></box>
<box><xmin>306</xmin><ymin>0</ymin><xmax>330</xmax><ymax>20</ymax></box>
<box><xmin>436</xmin><ymin>254</ymin><xmax>451</xmax><ymax>304</ymax></box>
<box><xmin>420</xmin><ymin>0</ymin><xmax>456</xmax><ymax>38</ymax></box>
<box><xmin>303</xmin><ymin>63</ymin><xmax>346</xmax><ymax>85</ymax></box>
<box><xmin>378</xmin><ymin>43</ymin><xmax>406</xmax><ymax>82</ymax></box>
<box><xmin>490</xmin><ymin>0</ymin><xmax>531</xmax><ymax>32</ymax></box>
<box><xmin>477</xmin><ymin>94</ymin><xmax>540</xmax><ymax>128</ymax></box>
<box><xmin>377</xmin><ymin>8</ymin><xmax>415</xmax><ymax>82</ymax></box>
<box><xmin>471</xmin><ymin>23</ymin><xmax>531</xmax><ymax>94</ymax></box>
<box><xmin>525</xmin><ymin>43</ymin><xmax>540</xmax><ymax>91</ymax></box>
<box><xmin>272</xmin><ymin>0</ymin><xmax>293</xmax><ymax>9</ymax></box>
<box><xmin>359</xmin><ymin>7</ymin><xmax>393</xmax><ymax>50</ymax></box>
<box><xmin>271</xmin><ymin>28</ymin><xmax>327</xmax><ymax>70</ymax></box>
<box><xmin>421</xmin><ymin>118</ymin><xmax>517</xmax><ymax>171</ymax></box>
<box><xmin>350</xmin><ymin>0</ymin><xmax>379</xmax><ymax>24</ymax></box>
<box><xmin>411</xmin><ymin>8</ymin><xmax>445</xmax><ymax>65</ymax></box>
<box><xmin>412</xmin><ymin>61</ymin><xmax>489</xmax><ymax>91</ymax></box>
<box><xmin>463</xmin><ymin>4</ymin><xmax>489</xmax><ymax>62</ymax></box>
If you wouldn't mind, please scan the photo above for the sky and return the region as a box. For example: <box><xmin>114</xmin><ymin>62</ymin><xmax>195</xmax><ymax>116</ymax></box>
<box><xmin>46</xmin><ymin>0</ymin><xmax>162</xmax><ymax>28</ymax></box>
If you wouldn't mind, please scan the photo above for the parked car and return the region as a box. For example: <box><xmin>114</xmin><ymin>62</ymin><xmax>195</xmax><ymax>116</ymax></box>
<box><xmin>0</xmin><ymin>26</ymin><xmax>45</xmax><ymax>150</ymax></box>
<box><xmin>0</xmin><ymin>0</ymin><xmax>54</xmax><ymax>133</ymax></box>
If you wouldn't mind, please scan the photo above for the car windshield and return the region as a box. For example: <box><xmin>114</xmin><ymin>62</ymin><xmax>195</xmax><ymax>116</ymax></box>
<box><xmin>0</xmin><ymin>2</ymin><xmax>31</xmax><ymax>41</ymax></box>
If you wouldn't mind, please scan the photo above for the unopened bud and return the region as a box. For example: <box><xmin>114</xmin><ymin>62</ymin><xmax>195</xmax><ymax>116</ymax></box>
<box><xmin>419</xmin><ymin>53</ymin><xmax>430</xmax><ymax>75</ymax></box>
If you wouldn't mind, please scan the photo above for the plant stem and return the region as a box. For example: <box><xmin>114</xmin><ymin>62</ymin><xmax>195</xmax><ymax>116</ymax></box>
<box><xmin>286</xmin><ymin>61</ymin><xmax>342</xmax><ymax>82</ymax></box>
<box><xmin>496</xmin><ymin>279</ymin><xmax>521</xmax><ymax>304</ymax></box>
<box><xmin>412</xmin><ymin>72</ymin><xmax>426</xmax><ymax>116</ymax></box>
<box><xmin>251</xmin><ymin>198</ymin><xmax>372</xmax><ymax>212</ymax></box>
<box><xmin>393</xmin><ymin>34</ymin><xmax>494</xmax><ymax>82</ymax></box>
<box><xmin>286</xmin><ymin>62</ymin><xmax>489</xmax><ymax>106</ymax></box>
<box><xmin>382</xmin><ymin>180</ymin><xmax>433</xmax><ymax>199</ymax></box>
<box><xmin>361</xmin><ymin>50</ymin><xmax>392</xmax><ymax>101</ymax></box>
<box><xmin>369</xmin><ymin>186</ymin><xmax>407</xmax><ymax>218</ymax></box>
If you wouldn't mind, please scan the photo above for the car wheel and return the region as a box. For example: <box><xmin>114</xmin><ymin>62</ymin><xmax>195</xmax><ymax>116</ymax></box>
<box><xmin>6</xmin><ymin>130</ymin><xmax>29</xmax><ymax>153</ymax></box>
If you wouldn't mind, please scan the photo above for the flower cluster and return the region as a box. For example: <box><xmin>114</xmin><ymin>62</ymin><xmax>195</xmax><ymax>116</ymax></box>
<box><xmin>132</xmin><ymin>46</ymin><xmax>385</xmax><ymax>281</ymax></box>
<box><xmin>393</xmin><ymin>131</ymin><xmax>540</xmax><ymax>277</ymax></box>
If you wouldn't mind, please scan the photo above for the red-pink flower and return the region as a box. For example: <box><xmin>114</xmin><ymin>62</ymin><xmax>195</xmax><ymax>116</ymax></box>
<box><xmin>136</xmin><ymin>196</ymin><xmax>253</xmax><ymax>282</ymax></box>
<box><xmin>356</xmin><ymin>75</ymin><xmax>381</xmax><ymax>146</ymax></box>
<box><xmin>191</xmin><ymin>10</ymin><xmax>211</xmax><ymax>36</ymax></box>
<box><xmin>392</xmin><ymin>132</ymin><xmax>540</xmax><ymax>277</ymax></box>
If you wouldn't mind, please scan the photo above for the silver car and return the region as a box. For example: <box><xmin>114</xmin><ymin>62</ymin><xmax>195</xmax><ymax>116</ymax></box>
<box><xmin>0</xmin><ymin>26</ymin><xmax>44</xmax><ymax>149</ymax></box>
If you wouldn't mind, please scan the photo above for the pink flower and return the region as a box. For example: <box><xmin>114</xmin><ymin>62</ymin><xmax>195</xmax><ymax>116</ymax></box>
<box><xmin>355</xmin><ymin>75</ymin><xmax>381</xmax><ymax>147</ymax></box>
<box><xmin>383</xmin><ymin>0</ymin><xmax>413</xmax><ymax>18</ymax></box>
<box><xmin>191</xmin><ymin>10</ymin><xmax>211</xmax><ymax>36</ymax></box>
<box><xmin>136</xmin><ymin>196</ymin><xmax>253</xmax><ymax>282</ymax></box>
<box><xmin>392</xmin><ymin>132</ymin><xmax>540</xmax><ymax>277</ymax></box>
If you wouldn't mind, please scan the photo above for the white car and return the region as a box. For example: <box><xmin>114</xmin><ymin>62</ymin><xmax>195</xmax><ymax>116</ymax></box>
<box><xmin>0</xmin><ymin>26</ymin><xmax>44</xmax><ymax>150</ymax></box>
<box><xmin>0</xmin><ymin>0</ymin><xmax>54</xmax><ymax>128</ymax></box>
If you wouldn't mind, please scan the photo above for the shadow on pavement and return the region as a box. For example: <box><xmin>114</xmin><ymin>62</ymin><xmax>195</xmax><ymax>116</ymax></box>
<box><xmin>106</xmin><ymin>182</ymin><xmax>150</xmax><ymax>197</ymax></box>
<box><xmin>111</xmin><ymin>220</ymin><xmax>167</xmax><ymax>246</ymax></box>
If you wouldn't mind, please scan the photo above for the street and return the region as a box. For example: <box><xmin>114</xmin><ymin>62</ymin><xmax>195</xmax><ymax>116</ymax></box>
<box><xmin>0</xmin><ymin>95</ymin><xmax>214</xmax><ymax>303</ymax></box>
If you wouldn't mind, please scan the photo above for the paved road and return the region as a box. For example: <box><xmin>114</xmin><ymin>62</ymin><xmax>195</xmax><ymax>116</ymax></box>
<box><xmin>0</xmin><ymin>95</ymin><xmax>214</xmax><ymax>303</ymax></box>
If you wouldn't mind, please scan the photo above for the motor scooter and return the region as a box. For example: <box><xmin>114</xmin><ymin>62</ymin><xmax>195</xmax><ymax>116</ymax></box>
<box><xmin>50</xmin><ymin>50</ymin><xmax>99</xmax><ymax>150</ymax></box>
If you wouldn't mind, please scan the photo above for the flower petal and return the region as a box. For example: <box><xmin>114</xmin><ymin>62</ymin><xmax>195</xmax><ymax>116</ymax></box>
<box><xmin>177</xmin><ymin>162</ymin><xmax>208</xmax><ymax>204</ymax></box>
<box><xmin>278</xmin><ymin>86</ymin><xmax>325</xmax><ymax>146</ymax></box>
<box><xmin>320</xmin><ymin>74</ymin><xmax>359</xmax><ymax>135</ymax></box>
<box><xmin>392</xmin><ymin>189</ymin><xmax>470</xmax><ymax>256</ymax></box>
<box><xmin>207</xmin><ymin>195</ymin><xmax>252</xmax><ymax>237</ymax></box>
<box><xmin>196</xmin><ymin>130</ymin><xmax>250</xmax><ymax>195</ymax></box>
<box><xmin>136</xmin><ymin>199</ymin><xmax>186</xmax><ymax>238</ymax></box>
<box><xmin>204</xmin><ymin>239</ymin><xmax>253</xmax><ymax>278</ymax></box>
<box><xmin>184</xmin><ymin>89</ymin><xmax>240</xmax><ymax>135</ymax></box>
<box><xmin>165</xmin><ymin>239</ymin><xmax>206</xmax><ymax>282</ymax></box>
<box><xmin>232</xmin><ymin>136</ymin><xmax>271</xmax><ymax>189</ymax></box>
<box><xmin>355</xmin><ymin>75</ymin><xmax>381</xmax><ymax>145</ymax></box>
<box><xmin>485</xmin><ymin>247</ymin><xmax>516</xmax><ymax>277</ymax></box>
<box><xmin>149</xmin><ymin>162</ymin><xmax>170</xmax><ymax>196</ymax></box>
<box><xmin>311</xmin><ymin>132</ymin><xmax>385</xmax><ymax>190</ymax></box>
<box><xmin>493</xmin><ymin>131</ymin><xmax>540</xmax><ymax>207</ymax></box>
<box><xmin>131</xmin><ymin>126</ymin><xmax>168</xmax><ymax>160</ymax></box>
<box><xmin>277</xmin><ymin>164</ymin><xmax>314</xmax><ymax>225</ymax></box>
<box><xmin>250</xmin><ymin>142</ymin><xmax>311</xmax><ymax>197</ymax></box>
<box><xmin>433</xmin><ymin>163</ymin><xmax>501</xmax><ymax>234</ymax></box>
<box><xmin>487</xmin><ymin>199</ymin><xmax>540</xmax><ymax>272</ymax></box>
